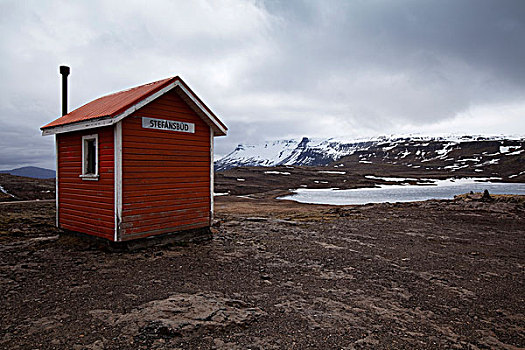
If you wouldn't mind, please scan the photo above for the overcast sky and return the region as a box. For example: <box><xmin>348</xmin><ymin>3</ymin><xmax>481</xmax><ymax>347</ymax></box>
<box><xmin>1</xmin><ymin>0</ymin><xmax>524</xmax><ymax>170</ymax></box>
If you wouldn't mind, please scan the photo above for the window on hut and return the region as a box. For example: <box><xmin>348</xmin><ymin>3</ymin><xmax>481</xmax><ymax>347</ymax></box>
<box><xmin>81</xmin><ymin>134</ymin><xmax>98</xmax><ymax>179</ymax></box>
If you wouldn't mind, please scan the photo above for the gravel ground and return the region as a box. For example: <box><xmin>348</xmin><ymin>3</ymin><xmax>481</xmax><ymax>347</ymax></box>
<box><xmin>0</xmin><ymin>196</ymin><xmax>524</xmax><ymax>349</ymax></box>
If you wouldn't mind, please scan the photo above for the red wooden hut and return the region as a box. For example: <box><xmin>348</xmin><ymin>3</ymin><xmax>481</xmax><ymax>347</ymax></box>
<box><xmin>41</xmin><ymin>72</ymin><xmax>227</xmax><ymax>243</ymax></box>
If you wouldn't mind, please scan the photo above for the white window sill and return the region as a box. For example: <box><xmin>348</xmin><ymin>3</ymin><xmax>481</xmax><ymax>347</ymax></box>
<box><xmin>79</xmin><ymin>174</ymin><xmax>99</xmax><ymax>181</ymax></box>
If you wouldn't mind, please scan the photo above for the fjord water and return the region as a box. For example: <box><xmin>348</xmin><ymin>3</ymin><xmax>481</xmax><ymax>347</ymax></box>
<box><xmin>281</xmin><ymin>178</ymin><xmax>525</xmax><ymax>205</ymax></box>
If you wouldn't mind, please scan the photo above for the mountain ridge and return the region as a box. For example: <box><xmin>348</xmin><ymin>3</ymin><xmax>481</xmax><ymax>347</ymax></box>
<box><xmin>215</xmin><ymin>135</ymin><xmax>525</xmax><ymax>180</ymax></box>
<box><xmin>0</xmin><ymin>166</ymin><xmax>56</xmax><ymax>179</ymax></box>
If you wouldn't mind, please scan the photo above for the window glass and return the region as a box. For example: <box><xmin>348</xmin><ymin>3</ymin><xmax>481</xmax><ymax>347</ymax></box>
<box><xmin>81</xmin><ymin>134</ymin><xmax>98</xmax><ymax>178</ymax></box>
<box><xmin>86</xmin><ymin>139</ymin><xmax>96</xmax><ymax>174</ymax></box>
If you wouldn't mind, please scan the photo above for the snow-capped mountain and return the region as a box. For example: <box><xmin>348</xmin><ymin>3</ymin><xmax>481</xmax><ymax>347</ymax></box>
<box><xmin>216</xmin><ymin>137</ymin><xmax>376</xmax><ymax>170</ymax></box>
<box><xmin>215</xmin><ymin>135</ymin><xmax>525</xmax><ymax>176</ymax></box>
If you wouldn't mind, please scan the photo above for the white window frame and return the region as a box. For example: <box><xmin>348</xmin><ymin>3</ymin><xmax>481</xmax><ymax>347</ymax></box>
<box><xmin>80</xmin><ymin>134</ymin><xmax>99</xmax><ymax>180</ymax></box>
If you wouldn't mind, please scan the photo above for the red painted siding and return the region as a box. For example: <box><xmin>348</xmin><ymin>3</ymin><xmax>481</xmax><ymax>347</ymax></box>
<box><xmin>120</xmin><ymin>89</ymin><xmax>211</xmax><ymax>240</ymax></box>
<box><xmin>57</xmin><ymin>126</ymin><xmax>115</xmax><ymax>240</ymax></box>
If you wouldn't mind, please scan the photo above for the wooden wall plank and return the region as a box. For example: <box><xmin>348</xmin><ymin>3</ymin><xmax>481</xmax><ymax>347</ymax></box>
<box><xmin>122</xmin><ymin>196</ymin><xmax>210</xmax><ymax>211</ymax></box>
<box><xmin>120</xmin><ymin>221</ymin><xmax>209</xmax><ymax>241</ymax></box>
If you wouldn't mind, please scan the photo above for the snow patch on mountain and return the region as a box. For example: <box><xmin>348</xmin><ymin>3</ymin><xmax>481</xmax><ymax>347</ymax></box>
<box><xmin>215</xmin><ymin>134</ymin><xmax>525</xmax><ymax>171</ymax></box>
<box><xmin>216</xmin><ymin>136</ymin><xmax>374</xmax><ymax>170</ymax></box>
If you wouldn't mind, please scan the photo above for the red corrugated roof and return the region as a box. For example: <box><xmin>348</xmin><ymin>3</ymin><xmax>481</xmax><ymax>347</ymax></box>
<box><xmin>41</xmin><ymin>76</ymin><xmax>227</xmax><ymax>134</ymax></box>
<box><xmin>42</xmin><ymin>77</ymin><xmax>174</xmax><ymax>129</ymax></box>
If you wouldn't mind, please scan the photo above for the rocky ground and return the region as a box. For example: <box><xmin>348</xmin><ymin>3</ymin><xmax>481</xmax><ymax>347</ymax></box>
<box><xmin>1</xmin><ymin>192</ymin><xmax>524</xmax><ymax>349</ymax></box>
<box><xmin>0</xmin><ymin>174</ymin><xmax>55</xmax><ymax>201</ymax></box>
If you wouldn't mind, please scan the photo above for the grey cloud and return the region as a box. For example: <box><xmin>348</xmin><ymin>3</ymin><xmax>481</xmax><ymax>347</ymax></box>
<box><xmin>1</xmin><ymin>0</ymin><xmax>524</xmax><ymax>170</ymax></box>
<box><xmin>0</xmin><ymin>120</ymin><xmax>55</xmax><ymax>169</ymax></box>
<box><xmin>213</xmin><ymin>0</ymin><xmax>524</xmax><ymax>137</ymax></box>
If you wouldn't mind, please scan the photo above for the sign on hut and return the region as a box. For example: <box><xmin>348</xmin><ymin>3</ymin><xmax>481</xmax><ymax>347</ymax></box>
<box><xmin>41</xmin><ymin>67</ymin><xmax>227</xmax><ymax>244</ymax></box>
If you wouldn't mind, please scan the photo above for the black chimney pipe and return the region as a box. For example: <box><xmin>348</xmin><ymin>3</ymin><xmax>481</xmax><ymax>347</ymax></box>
<box><xmin>59</xmin><ymin>66</ymin><xmax>70</xmax><ymax>116</ymax></box>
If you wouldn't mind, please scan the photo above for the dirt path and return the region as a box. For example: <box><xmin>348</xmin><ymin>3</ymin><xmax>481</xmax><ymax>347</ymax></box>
<box><xmin>1</xmin><ymin>198</ymin><xmax>524</xmax><ymax>349</ymax></box>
